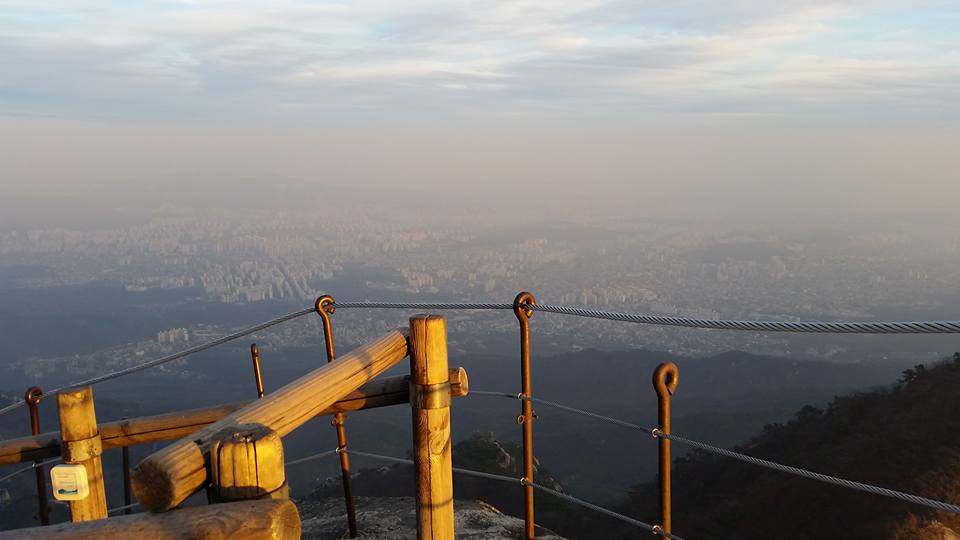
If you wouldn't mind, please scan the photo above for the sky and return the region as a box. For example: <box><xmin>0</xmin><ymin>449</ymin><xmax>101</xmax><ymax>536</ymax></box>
<box><xmin>1</xmin><ymin>1</ymin><xmax>958</xmax><ymax>225</ymax></box>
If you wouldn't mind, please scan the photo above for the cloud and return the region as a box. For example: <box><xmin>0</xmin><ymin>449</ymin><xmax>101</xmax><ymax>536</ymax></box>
<box><xmin>0</xmin><ymin>0</ymin><xmax>957</xmax><ymax>122</ymax></box>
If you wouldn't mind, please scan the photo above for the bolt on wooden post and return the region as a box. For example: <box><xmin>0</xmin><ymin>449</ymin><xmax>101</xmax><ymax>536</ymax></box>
<box><xmin>409</xmin><ymin>315</ymin><xmax>455</xmax><ymax>540</ymax></box>
<box><xmin>57</xmin><ymin>386</ymin><xmax>108</xmax><ymax>522</ymax></box>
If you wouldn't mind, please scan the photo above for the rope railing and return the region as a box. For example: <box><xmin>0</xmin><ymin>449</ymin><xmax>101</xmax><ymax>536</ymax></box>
<box><xmin>0</xmin><ymin>458</ymin><xmax>62</xmax><ymax>484</ymax></box>
<box><xmin>7</xmin><ymin>293</ymin><xmax>960</xmax><ymax>536</ymax></box>
<box><xmin>530</xmin><ymin>303</ymin><xmax>960</xmax><ymax>334</ymax></box>
<box><xmin>107</xmin><ymin>502</ymin><xmax>140</xmax><ymax>515</ymax></box>
<box><xmin>657</xmin><ymin>431</ymin><xmax>960</xmax><ymax>515</ymax></box>
<box><xmin>469</xmin><ymin>388</ymin><xmax>960</xmax><ymax>517</ymax></box>
<box><xmin>285</xmin><ymin>449</ymin><xmax>339</xmax><ymax>467</ymax></box>
<box><xmin>0</xmin><ymin>307</ymin><xmax>315</xmax><ymax>417</ymax></box>
<box><xmin>346</xmin><ymin>449</ymin><xmax>682</xmax><ymax>539</ymax></box>
<box><xmin>332</xmin><ymin>300</ymin><xmax>960</xmax><ymax>334</ymax></box>
<box><xmin>6</xmin><ymin>298</ymin><xmax>957</xmax><ymax>419</ymax></box>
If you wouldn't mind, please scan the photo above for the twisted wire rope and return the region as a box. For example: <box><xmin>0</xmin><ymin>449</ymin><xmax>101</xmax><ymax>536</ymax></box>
<box><xmin>0</xmin><ymin>307</ymin><xmax>314</xmax><ymax>417</ymax></box>
<box><xmin>107</xmin><ymin>502</ymin><xmax>141</xmax><ymax>515</ymax></box>
<box><xmin>530</xmin><ymin>303</ymin><xmax>960</xmax><ymax>334</ymax></box>
<box><xmin>470</xmin><ymin>388</ymin><xmax>960</xmax><ymax>516</ymax></box>
<box><xmin>346</xmin><ymin>449</ymin><xmax>676</xmax><ymax>537</ymax></box>
<box><xmin>5</xmin><ymin>298</ymin><xmax>957</xmax><ymax>418</ymax></box>
<box><xmin>333</xmin><ymin>301</ymin><xmax>513</xmax><ymax>310</ymax></box>
<box><xmin>470</xmin><ymin>390</ymin><xmax>651</xmax><ymax>431</ymax></box>
<box><xmin>659</xmin><ymin>431</ymin><xmax>960</xmax><ymax>515</ymax></box>
<box><xmin>285</xmin><ymin>449</ymin><xmax>339</xmax><ymax>467</ymax></box>
<box><xmin>0</xmin><ymin>457</ymin><xmax>61</xmax><ymax>484</ymax></box>
<box><xmin>524</xmin><ymin>480</ymin><xmax>684</xmax><ymax>540</ymax></box>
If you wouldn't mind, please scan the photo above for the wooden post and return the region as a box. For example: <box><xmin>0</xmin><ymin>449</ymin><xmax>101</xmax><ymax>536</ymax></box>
<box><xmin>210</xmin><ymin>424</ymin><xmax>287</xmax><ymax>502</ymax></box>
<box><xmin>132</xmin><ymin>330</ymin><xmax>408</xmax><ymax>513</ymax></box>
<box><xmin>409</xmin><ymin>315</ymin><xmax>454</xmax><ymax>540</ymax></box>
<box><xmin>57</xmin><ymin>386</ymin><xmax>108</xmax><ymax>522</ymax></box>
<box><xmin>0</xmin><ymin>499</ymin><xmax>301</xmax><ymax>540</ymax></box>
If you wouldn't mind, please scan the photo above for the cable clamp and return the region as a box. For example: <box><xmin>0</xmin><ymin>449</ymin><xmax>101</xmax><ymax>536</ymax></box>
<box><xmin>61</xmin><ymin>433</ymin><xmax>103</xmax><ymax>462</ymax></box>
<box><xmin>651</xmin><ymin>524</ymin><xmax>664</xmax><ymax>536</ymax></box>
<box><xmin>650</xmin><ymin>428</ymin><xmax>663</xmax><ymax>439</ymax></box>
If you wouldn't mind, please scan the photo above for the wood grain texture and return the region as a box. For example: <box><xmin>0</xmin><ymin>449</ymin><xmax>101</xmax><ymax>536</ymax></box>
<box><xmin>210</xmin><ymin>424</ymin><xmax>286</xmax><ymax>501</ymax></box>
<box><xmin>0</xmin><ymin>367</ymin><xmax>467</xmax><ymax>466</ymax></box>
<box><xmin>57</xmin><ymin>387</ymin><xmax>108</xmax><ymax>523</ymax></box>
<box><xmin>133</xmin><ymin>330</ymin><xmax>409</xmax><ymax>513</ymax></box>
<box><xmin>409</xmin><ymin>315</ymin><xmax>454</xmax><ymax>540</ymax></box>
<box><xmin>0</xmin><ymin>498</ymin><xmax>300</xmax><ymax>540</ymax></box>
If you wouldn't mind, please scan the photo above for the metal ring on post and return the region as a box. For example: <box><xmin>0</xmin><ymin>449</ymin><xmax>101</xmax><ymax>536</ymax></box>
<box><xmin>513</xmin><ymin>291</ymin><xmax>537</xmax><ymax>540</ymax></box>
<box><xmin>652</xmin><ymin>361</ymin><xmax>679</xmax><ymax>539</ymax></box>
<box><xmin>314</xmin><ymin>294</ymin><xmax>358</xmax><ymax>539</ymax></box>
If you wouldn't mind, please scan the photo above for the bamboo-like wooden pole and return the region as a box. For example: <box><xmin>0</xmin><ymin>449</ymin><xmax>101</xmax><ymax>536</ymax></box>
<box><xmin>0</xmin><ymin>499</ymin><xmax>300</xmax><ymax>540</ymax></box>
<box><xmin>57</xmin><ymin>386</ymin><xmax>108</xmax><ymax>522</ymax></box>
<box><xmin>132</xmin><ymin>330</ymin><xmax>409</xmax><ymax>513</ymax></box>
<box><xmin>0</xmin><ymin>367</ymin><xmax>469</xmax><ymax>466</ymax></box>
<box><xmin>409</xmin><ymin>315</ymin><xmax>455</xmax><ymax>540</ymax></box>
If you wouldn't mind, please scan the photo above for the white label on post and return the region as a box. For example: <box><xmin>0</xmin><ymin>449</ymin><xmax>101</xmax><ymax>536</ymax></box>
<box><xmin>50</xmin><ymin>463</ymin><xmax>90</xmax><ymax>501</ymax></box>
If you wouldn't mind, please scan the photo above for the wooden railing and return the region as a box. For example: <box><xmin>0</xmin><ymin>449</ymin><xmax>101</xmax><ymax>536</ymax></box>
<box><xmin>0</xmin><ymin>316</ymin><xmax>465</xmax><ymax>539</ymax></box>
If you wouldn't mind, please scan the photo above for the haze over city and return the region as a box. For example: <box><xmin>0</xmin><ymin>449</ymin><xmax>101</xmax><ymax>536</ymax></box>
<box><xmin>1</xmin><ymin>2</ymin><xmax>960</xmax><ymax>539</ymax></box>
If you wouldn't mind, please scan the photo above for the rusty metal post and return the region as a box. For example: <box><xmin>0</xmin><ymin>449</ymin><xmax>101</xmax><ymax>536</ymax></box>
<box><xmin>251</xmin><ymin>343</ymin><xmax>265</xmax><ymax>399</ymax></box>
<box><xmin>24</xmin><ymin>387</ymin><xmax>49</xmax><ymax>526</ymax></box>
<box><xmin>315</xmin><ymin>295</ymin><xmax>358</xmax><ymax>538</ymax></box>
<box><xmin>652</xmin><ymin>362</ymin><xmax>679</xmax><ymax>538</ymax></box>
<box><xmin>514</xmin><ymin>292</ymin><xmax>537</xmax><ymax>540</ymax></box>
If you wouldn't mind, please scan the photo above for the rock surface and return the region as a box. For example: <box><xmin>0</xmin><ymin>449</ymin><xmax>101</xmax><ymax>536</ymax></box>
<box><xmin>299</xmin><ymin>497</ymin><xmax>566</xmax><ymax>539</ymax></box>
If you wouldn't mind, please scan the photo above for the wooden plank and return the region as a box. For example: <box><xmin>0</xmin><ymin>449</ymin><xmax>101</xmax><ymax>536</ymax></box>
<box><xmin>409</xmin><ymin>315</ymin><xmax>455</xmax><ymax>540</ymax></box>
<box><xmin>0</xmin><ymin>366</ymin><xmax>468</xmax><ymax>466</ymax></box>
<box><xmin>132</xmin><ymin>330</ymin><xmax>409</xmax><ymax>513</ymax></box>
<box><xmin>0</xmin><ymin>498</ymin><xmax>300</xmax><ymax>539</ymax></box>
<box><xmin>57</xmin><ymin>387</ymin><xmax>108</xmax><ymax>522</ymax></box>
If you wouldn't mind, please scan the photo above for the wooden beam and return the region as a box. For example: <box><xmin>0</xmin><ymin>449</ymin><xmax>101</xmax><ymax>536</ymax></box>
<box><xmin>132</xmin><ymin>330</ymin><xmax>409</xmax><ymax>513</ymax></box>
<box><xmin>0</xmin><ymin>498</ymin><xmax>300</xmax><ymax>540</ymax></box>
<box><xmin>409</xmin><ymin>315</ymin><xmax>455</xmax><ymax>540</ymax></box>
<box><xmin>57</xmin><ymin>387</ymin><xmax>108</xmax><ymax>522</ymax></box>
<box><xmin>0</xmin><ymin>367</ymin><xmax>468</xmax><ymax>466</ymax></box>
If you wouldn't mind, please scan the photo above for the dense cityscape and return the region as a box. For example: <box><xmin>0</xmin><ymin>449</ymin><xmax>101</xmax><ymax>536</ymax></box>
<box><xmin>3</xmin><ymin>203</ymin><xmax>959</xmax><ymax>383</ymax></box>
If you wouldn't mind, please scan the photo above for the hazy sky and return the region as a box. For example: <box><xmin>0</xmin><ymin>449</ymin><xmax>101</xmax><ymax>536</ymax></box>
<box><xmin>2</xmin><ymin>1</ymin><xmax>958</xmax><ymax>223</ymax></box>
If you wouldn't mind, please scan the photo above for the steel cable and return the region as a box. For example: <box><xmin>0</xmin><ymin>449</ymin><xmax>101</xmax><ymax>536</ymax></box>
<box><xmin>0</xmin><ymin>457</ymin><xmax>61</xmax><ymax>484</ymax></box>
<box><xmin>333</xmin><ymin>301</ymin><xmax>513</xmax><ymax>310</ymax></box>
<box><xmin>0</xmin><ymin>307</ymin><xmax>315</xmax><ymax>417</ymax></box>
<box><xmin>658</xmin><ymin>431</ymin><xmax>960</xmax><ymax>515</ymax></box>
<box><xmin>347</xmin><ymin>449</ymin><xmax>676</xmax><ymax>537</ymax></box>
<box><xmin>470</xmin><ymin>390</ymin><xmax>652</xmax><ymax>431</ymax></box>
<box><xmin>525</xmin><ymin>480</ymin><xmax>684</xmax><ymax>540</ymax></box>
<box><xmin>473</xmin><ymin>388</ymin><xmax>960</xmax><ymax>517</ymax></box>
<box><xmin>107</xmin><ymin>502</ymin><xmax>140</xmax><ymax>515</ymax></box>
<box><xmin>530</xmin><ymin>303</ymin><xmax>960</xmax><ymax>334</ymax></box>
<box><xmin>286</xmin><ymin>449</ymin><xmax>339</xmax><ymax>467</ymax></box>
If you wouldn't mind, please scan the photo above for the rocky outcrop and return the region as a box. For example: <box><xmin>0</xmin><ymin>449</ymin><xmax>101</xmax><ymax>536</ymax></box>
<box><xmin>299</xmin><ymin>497</ymin><xmax>566</xmax><ymax>539</ymax></box>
